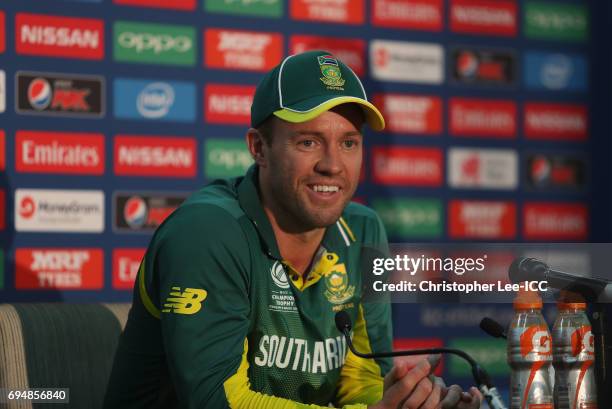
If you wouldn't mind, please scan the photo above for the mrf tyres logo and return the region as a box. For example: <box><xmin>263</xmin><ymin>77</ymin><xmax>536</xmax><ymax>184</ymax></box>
<box><xmin>15</xmin><ymin>248</ymin><xmax>104</xmax><ymax>290</ymax></box>
<box><xmin>114</xmin><ymin>21</ymin><xmax>195</xmax><ymax>66</ymax></box>
<box><xmin>15</xmin><ymin>13</ymin><xmax>104</xmax><ymax>60</ymax></box>
<box><xmin>449</xmin><ymin>200</ymin><xmax>516</xmax><ymax>239</ymax></box>
<box><xmin>451</xmin><ymin>47</ymin><xmax>516</xmax><ymax>86</ymax></box>
<box><xmin>16</xmin><ymin>72</ymin><xmax>104</xmax><ymax>118</ymax></box>
<box><xmin>15</xmin><ymin>189</ymin><xmax>104</xmax><ymax>233</ymax></box>
<box><xmin>113</xmin><ymin>192</ymin><xmax>188</xmax><ymax>233</ymax></box>
<box><xmin>205</xmin><ymin>28</ymin><xmax>283</xmax><ymax>72</ymax></box>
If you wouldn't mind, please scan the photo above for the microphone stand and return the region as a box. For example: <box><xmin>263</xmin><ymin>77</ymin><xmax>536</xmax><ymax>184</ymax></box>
<box><xmin>336</xmin><ymin>323</ymin><xmax>507</xmax><ymax>409</ymax></box>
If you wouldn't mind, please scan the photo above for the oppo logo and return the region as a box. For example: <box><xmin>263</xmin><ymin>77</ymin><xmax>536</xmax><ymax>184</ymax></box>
<box><xmin>118</xmin><ymin>32</ymin><xmax>192</xmax><ymax>54</ymax></box>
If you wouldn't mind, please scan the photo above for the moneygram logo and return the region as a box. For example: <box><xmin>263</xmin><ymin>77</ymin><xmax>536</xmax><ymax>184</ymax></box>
<box><xmin>450</xmin><ymin>0</ymin><xmax>517</xmax><ymax>36</ymax></box>
<box><xmin>448</xmin><ymin>200</ymin><xmax>517</xmax><ymax>239</ymax></box>
<box><xmin>524</xmin><ymin>52</ymin><xmax>587</xmax><ymax>92</ymax></box>
<box><xmin>526</xmin><ymin>154</ymin><xmax>585</xmax><ymax>190</ymax></box>
<box><xmin>523</xmin><ymin>202</ymin><xmax>588</xmax><ymax>241</ymax></box>
<box><xmin>372</xmin><ymin>0</ymin><xmax>443</xmax><ymax>31</ymax></box>
<box><xmin>448</xmin><ymin>147</ymin><xmax>518</xmax><ymax>190</ymax></box>
<box><xmin>373</xmin><ymin>94</ymin><xmax>442</xmax><ymax>135</ymax></box>
<box><xmin>205</xmin><ymin>0</ymin><xmax>283</xmax><ymax>17</ymax></box>
<box><xmin>524</xmin><ymin>103</ymin><xmax>587</xmax><ymax>141</ymax></box>
<box><xmin>205</xmin><ymin>84</ymin><xmax>255</xmax><ymax>125</ymax></box>
<box><xmin>371</xmin><ymin>198</ymin><xmax>442</xmax><ymax>239</ymax></box>
<box><xmin>370</xmin><ymin>40</ymin><xmax>443</xmax><ymax>84</ymax></box>
<box><xmin>451</xmin><ymin>47</ymin><xmax>516</xmax><ymax>86</ymax></box>
<box><xmin>113</xmin><ymin>0</ymin><xmax>196</xmax><ymax>10</ymax></box>
<box><xmin>371</xmin><ymin>147</ymin><xmax>442</xmax><ymax>186</ymax></box>
<box><xmin>205</xmin><ymin>28</ymin><xmax>283</xmax><ymax>71</ymax></box>
<box><xmin>15</xmin><ymin>248</ymin><xmax>104</xmax><ymax>290</ymax></box>
<box><xmin>15</xmin><ymin>13</ymin><xmax>104</xmax><ymax>60</ymax></box>
<box><xmin>524</xmin><ymin>2</ymin><xmax>588</xmax><ymax>42</ymax></box>
<box><xmin>113</xmin><ymin>192</ymin><xmax>188</xmax><ymax>233</ymax></box>
<box><xmin>114</xmin><ymin>78</ymin><xmax>196</xmax><ymax>122</ymax></box>
<box><xmin>114</xmin><ymin>21</ymin><xmax>195</xmax><ymax>66</ymax></box>
<box><xmin>449</xmin><ymin>97</ymin><xmax>516</xmax><ymax>138</ymax></box>
<box><xmin>16</xmin><ymin>131</ymin><xmax>104</xmax><ymax>175</ymax></box>
<box><xmin>114</xmin><ymin>135</ymin><xmax>196</xmax><ymax>178</ymax></box>
<box><xmin>205</xmin><ymin>139</ymin><xmax>253</xmax><ymax>179</ymax></box>
<box><xmin>15</xmin><ymin>189</ymin><xmax>104</xmax><ymax>233</ymax></box>
<box><xmin>291</xmin><ymin>0</ymin><xmax>364</xmax><ymax>24</ymax></box>
<box><xmin>112</xmin><ymin>248</ymin><xmax>145</xmax><ymax>290</ymax></box>
<box><xmin>291</xmin><ymin>35</ymin><xmax>365</xmax><ymax>76</ymax></box>
<box><xmin>16</xmin><ymin>72</ymin><xmax>105</xmax><ymax>118</ymax></box>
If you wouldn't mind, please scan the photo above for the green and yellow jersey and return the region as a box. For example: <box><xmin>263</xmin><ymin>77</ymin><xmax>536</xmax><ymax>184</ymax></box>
<box><xmin>104</xmin><ymin>165</ymin><xmax>393</xmax><ymax>409</ymax></box>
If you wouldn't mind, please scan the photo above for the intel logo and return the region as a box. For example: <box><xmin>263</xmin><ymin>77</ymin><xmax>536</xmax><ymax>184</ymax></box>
<box><xmin>541</xmin><ymin>54</ymin><xmax>572</xmax><ymax>90</ymax></box>
<box><xmin>137</xmin><ymin>82</ymin><xmax>175</xmax><ymax>119</ymax></box>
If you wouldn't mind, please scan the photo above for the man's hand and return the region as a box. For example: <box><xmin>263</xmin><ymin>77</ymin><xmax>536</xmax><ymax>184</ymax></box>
<box><xmin>369</xmin><ymin>355</ymin><xmax>483</xmax><ymax>409</ymax></box>
<box><xmin>369</xmin><ymin>355</ymin><xmax>442</xmax><ymax>409</ymax></box>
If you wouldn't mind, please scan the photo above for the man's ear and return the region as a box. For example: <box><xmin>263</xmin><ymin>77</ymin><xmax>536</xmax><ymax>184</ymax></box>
<box><xmin>246</xmin><ymin>128</ymin><xmax>267</xmax><ymax>167</ymax></box>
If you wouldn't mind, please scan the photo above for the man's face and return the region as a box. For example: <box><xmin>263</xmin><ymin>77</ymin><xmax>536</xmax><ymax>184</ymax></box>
<box><xmin>258</xmin><ymin>104</ymin><xmax>364</xmax><ymax>231</ymax></box>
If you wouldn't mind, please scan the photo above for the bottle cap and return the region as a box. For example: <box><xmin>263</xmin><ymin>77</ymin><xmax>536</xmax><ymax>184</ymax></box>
<box><xmin>513</xmin><ymin>287</ymin><xmax>542</xmax><ymax>310</ymax></box>
<box><xmin>557</xmin><ymin>290</ymin><xmax>587</xmax><ymax>310</ymax></box>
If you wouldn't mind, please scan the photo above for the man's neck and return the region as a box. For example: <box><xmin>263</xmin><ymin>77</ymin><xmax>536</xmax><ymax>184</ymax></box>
<box><xmin>263</xmin><ymin>206</ymin><xmax>326</xmax><ymax>276</ymax></box>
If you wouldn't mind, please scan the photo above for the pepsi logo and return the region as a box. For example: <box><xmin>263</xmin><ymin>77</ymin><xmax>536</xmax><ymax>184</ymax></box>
<box><xmin>19</xmin><ymin>196</ymin><xmax>36</xmax><ymax>219</ymax></box>
<box><xmin>457</xmin><ymin>51</ymin><xmax>478</xmax><ymax>79</ymax></box>
<box><xmin>530</xmin><ymin>155</ymin><xmax>551</xmax><ymax>185</ymax></box>
<box><xmin>123</xmin><ymin>196</ymin><xmax>147</xmax><ymax>228</ymax></box>
<box><xmin>137</xmin><ymin>82</ymin><xmax>174</xmax><ymax>119</ymax></box>
<box><xmin>28</xmin><ymin>78</ymin><xmax>51</xmax><ymax>110</ymax></box>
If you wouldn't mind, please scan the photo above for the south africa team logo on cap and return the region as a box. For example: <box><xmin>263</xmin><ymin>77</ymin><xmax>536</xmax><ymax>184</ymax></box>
<box><xmin>318</xmin><ymin>55</ymin><xmax>346</xmax><ymax>89</ymax></box>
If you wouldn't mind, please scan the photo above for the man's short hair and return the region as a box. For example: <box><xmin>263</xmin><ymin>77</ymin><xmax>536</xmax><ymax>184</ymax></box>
<box><xmin>256</xmin><ymin>116</ymin><xmax>276</xmax><ymax>146</ymax></box>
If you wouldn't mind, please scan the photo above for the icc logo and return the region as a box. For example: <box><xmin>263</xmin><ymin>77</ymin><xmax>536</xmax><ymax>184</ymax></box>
<box><xmin>270</xmin><ymin>261</ymin><xmax>289</xmax><ymax>289</ymax></box>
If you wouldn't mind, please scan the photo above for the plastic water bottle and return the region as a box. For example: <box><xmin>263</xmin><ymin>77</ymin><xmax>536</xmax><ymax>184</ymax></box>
<box><xmin>552</xmin><ymin>290</ymin><xmax>598</xmax><ymax>409</ymax></box>
<box><xmin>507</xmin><ymin>288</ymin><xmax>554</xmax><ymax>409</ymax></box>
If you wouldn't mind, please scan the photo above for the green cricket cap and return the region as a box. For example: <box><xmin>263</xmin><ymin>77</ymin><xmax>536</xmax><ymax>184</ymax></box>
<box><xmin>251</xmin><ymin>50</ymin><xmax>385</xmax><ymax>131</ymax></box>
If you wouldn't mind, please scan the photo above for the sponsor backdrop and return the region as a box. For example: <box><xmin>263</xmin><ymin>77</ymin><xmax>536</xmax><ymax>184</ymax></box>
<box><xmin>1</xmin><ymin>0</ymin><xmax>611</xmax><ymax>396</ymax></box>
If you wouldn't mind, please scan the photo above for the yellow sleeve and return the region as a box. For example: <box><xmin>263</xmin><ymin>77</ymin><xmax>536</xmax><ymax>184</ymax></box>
<box><xmin>334</xmin><ymin>305</ymin><xmax>385</xmax><ymax>406</ymax></box>
<box><xmin>224</xmin><ymin>339</ymin><xmax>370</xmax><ymax>409</ymax></box>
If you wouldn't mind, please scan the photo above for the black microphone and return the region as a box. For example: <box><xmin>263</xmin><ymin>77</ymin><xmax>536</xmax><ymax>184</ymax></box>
<box><xmin>335</xmin><ymin>311</ymin><xmax>507</xmax><ymax>409</ymax></box>
<box><xmin>509</xmin><ymin>257</ymin><xmax>612</xmax><ymax>302</ymax></box>
<box><xmin>480</xmin><ymin>317</ymin><xmax>507</xmax><ymax>339</ymax></box>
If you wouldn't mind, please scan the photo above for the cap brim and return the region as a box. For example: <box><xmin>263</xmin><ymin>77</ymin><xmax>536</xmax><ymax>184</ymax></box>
<box><xmin>273</xmin><ymin>96</ymin><xmax>385</xmax><ymax>131</ymax></box>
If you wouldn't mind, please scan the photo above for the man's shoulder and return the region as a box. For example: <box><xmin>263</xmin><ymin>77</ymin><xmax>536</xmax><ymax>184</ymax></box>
<box><xmin>155</xmin><ymin>178</ymin><xmax>247</xmax><ymax>243</ymax></box>
<box><xmin>342</xmin><ymin>201</ymin><xmax>382</xmax><ymax>226</ymax></box>
<box><xmin>341</xmin><ymin>201</ymin><xmax>385</xmax><ymax>244</ymax></box>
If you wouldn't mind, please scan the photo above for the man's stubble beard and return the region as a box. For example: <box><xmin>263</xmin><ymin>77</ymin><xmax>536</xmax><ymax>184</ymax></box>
<box><xmin>268</xmin><ymin>171</ymin><xmax>354</xmax><ymax>232</ymax></box>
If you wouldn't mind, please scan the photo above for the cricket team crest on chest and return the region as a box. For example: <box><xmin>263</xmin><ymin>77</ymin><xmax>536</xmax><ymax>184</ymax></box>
<box><xmin>323</xmin><ymin>262</ymin><xmax>355</xmax><ymax>305</ymax></box>
<box><xmin>318</xmin><ymin>55</ymin><xmax>345</xmax><ymax>90</ymax></box>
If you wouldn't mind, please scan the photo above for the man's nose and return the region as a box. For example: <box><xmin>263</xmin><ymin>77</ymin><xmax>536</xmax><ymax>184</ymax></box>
<box><xmin>315</xmin><ymin>145</ymin><xmax>342</xmax><ymax>175</ymax></box>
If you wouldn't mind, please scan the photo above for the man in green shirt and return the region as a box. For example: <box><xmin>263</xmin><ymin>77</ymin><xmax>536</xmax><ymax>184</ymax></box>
<box><xmin>104</xmin><ymin>50</ymin><xmax>482</xmax><ymax>409</ymax></box>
